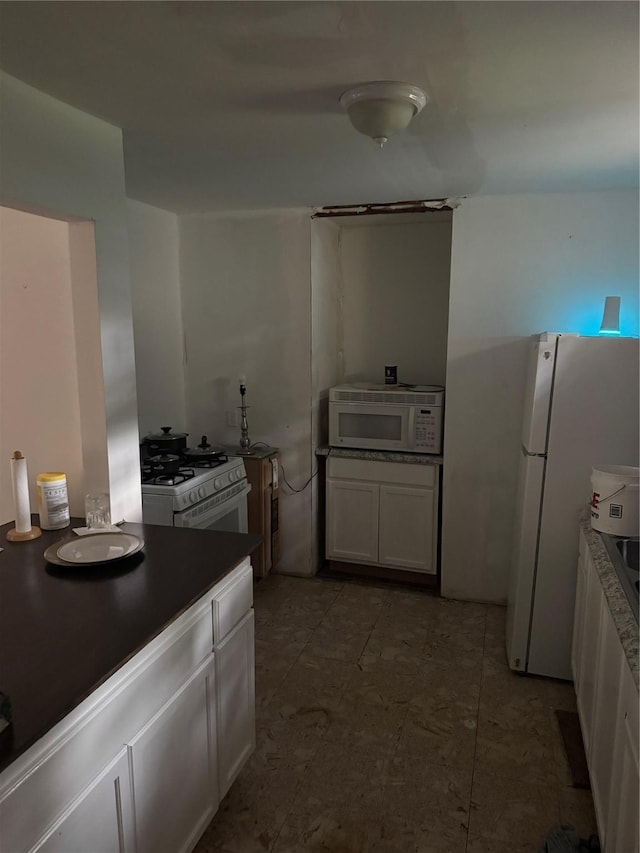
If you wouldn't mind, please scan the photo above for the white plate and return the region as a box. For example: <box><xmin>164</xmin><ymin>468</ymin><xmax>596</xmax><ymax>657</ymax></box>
<box><xmin>55</xmin><ymin>532</ymin><xmax>143</xmax><ymax>565</ymax></box>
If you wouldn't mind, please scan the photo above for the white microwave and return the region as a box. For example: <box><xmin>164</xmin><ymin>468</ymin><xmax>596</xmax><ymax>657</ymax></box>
<box><xmin>328</xmin><ymin>384</ymin><xmax>444</xmax><ymax>454</ymax></box>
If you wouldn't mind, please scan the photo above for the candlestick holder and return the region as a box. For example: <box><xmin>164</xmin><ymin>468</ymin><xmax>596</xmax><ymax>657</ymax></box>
<box><xmin>236</xmin><ymin>382</ymin><xmax>255</xmax><ymax>455</ymax></box>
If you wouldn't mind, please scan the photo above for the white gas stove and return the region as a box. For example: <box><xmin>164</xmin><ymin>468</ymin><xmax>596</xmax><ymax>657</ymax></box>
<box><xmin>141</xmin><ymin>456</ymin><xmax>250</xmax><ymax>531</ymax></box>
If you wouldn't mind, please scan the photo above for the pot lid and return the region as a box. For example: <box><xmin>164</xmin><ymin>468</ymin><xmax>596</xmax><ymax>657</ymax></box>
<box><xmin>183</xmin><ymin>436</ymin><xmax>226</xmax><ymax>457</ymax></box>
<box><xmin>145</xmin><ymin>426</ymin><xmax>189</xmax><ymax>441</ymax></box>
<box><xmin>147</xmin><ymin>453</ymin><xmax>181</xmax><ymax>463</ymax></box>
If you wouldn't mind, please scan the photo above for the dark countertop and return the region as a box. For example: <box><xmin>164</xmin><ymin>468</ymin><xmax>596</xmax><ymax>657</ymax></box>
<box><xmin>0</xmin><ymin>517</ymin><xmax>261</xmax><ymax>773</ymax></box>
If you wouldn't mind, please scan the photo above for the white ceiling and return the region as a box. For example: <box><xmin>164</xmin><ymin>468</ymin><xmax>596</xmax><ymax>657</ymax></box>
<box><xmin>0</xmin><ymin>1</ymin><xmax>638</xmax><ymax>213</ymax></box>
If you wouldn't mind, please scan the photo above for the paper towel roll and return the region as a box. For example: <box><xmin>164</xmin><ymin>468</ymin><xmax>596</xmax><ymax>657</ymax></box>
<box><xmin>11</xmin><ymin>452</ymin><xmax>32</xmax><ymax>533</ymax></box>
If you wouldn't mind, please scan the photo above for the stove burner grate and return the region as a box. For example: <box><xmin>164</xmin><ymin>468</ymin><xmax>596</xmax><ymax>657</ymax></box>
<box><xmin>189</xmin><ymin>454</ymin><xmax>228</xmax><ymax>468</ymax></box>
<box><xmin>141</xmin><ymin>467</ymin><xmax>197</xmax><ymax>486</ymax></box>
<box><xmin>140</xmin><ymin>452</ymin><xmax>230</xmax><ymax>487</ymax></box>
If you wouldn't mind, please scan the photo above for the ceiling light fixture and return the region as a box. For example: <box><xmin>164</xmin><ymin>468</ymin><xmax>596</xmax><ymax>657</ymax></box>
<box><xmin>339</xmin><ymin>81</ymin><xmax>427</xmax><ymax>147</ymax></box>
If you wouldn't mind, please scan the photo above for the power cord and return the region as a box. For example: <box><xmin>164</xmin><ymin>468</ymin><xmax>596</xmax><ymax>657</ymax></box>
<box><xmin>244</xmin><ymin>442</ymin><xmax>325</xmax><ymax>493</ymax></box>
<box><xmin>280</xmin><ymin>464</ymin><xmax>318</xmax><ymax>494</ymax></box>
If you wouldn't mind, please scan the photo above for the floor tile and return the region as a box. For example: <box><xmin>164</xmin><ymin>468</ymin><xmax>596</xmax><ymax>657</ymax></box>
<box><xmin>558</xmin><ymin>785</ymin><xmax>599</xmax><ymax>839</ymax></box>
<box><xmin>397</xmin><ymin>689</ymin><xmax>478</xmax><ymax>769</ymax></box>
<box><xmin>474</xmin><ymin>718</ymin><xmax>558</xmax><ymax>786</ymax></box>
<box><xmin>271</xmin><ymin>806</ymin><xmax>381</xmax><ymax>852</ymax></box>
<box><xmin>372</xmin><ymin>761</ymin><xmax>471</xmax><ymax>853</ymax></box>
<box><xmin>324</xmin><ymin>696</ymin><xmax>407</xmax><ymax>756</ymax></box>
<box><xmin>196</xmin><ymin>764</ymin><xmax>304</xmax><ymax>852</ymax></box>
<box><xmin>468</xmin><ymin>767</ymin><xmax>561</xmax><ymax>847</ymax></box>
<box><xmin>303</xmin><ymin>621</ymin><xmax>372</xmax><ymax>663</ymax></box>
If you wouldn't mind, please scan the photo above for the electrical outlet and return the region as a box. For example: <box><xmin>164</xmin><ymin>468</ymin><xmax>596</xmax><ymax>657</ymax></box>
<box><xmin>227</xmin><ymin>410</ymin><xmax>240</xmax><ymax>428</ymax></box>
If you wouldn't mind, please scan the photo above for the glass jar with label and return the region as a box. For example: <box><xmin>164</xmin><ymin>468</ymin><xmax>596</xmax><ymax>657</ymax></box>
<box><xmin>37</xmin><ymin>472</ymin><xmax>70</xmax><ymax>530</ymax></box>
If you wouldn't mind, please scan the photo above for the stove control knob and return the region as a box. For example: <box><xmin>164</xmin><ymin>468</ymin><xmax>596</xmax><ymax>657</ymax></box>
<box><xmin>228</xmin><ymin>473</ymin><xmax>234</xmax><ymax>484</ymax></box>
<box><xmin>214</xmin><ymin>478</ymin><xmax>222</xmax><ymax>489</ymax></box>
<box><xmin>236</xmin><ymin>469</ymin><xmax>244</xmax><ymax>480</ymax></box>
<box><xmin>198</xmin><ymin>486</ymin><xmax>207</xmax><ymax>499</ymax></box>
<box><xmin>188</xmin><ymin>490</ymin><xmax>198</xmax><ymax>504</ymax></box>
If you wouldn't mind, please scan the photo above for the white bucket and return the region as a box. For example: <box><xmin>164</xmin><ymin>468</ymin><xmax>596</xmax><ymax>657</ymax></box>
<box><xmin>590</xmin><ymin>465</ymin><xmax>640</xmax><ymax>537</ymax></box>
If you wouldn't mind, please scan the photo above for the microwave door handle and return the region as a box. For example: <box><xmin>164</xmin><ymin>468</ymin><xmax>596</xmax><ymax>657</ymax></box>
<box><xmin>407</xmin><ymin>407</ymin><xmax>416</xmax><ymax>450</ymax></box>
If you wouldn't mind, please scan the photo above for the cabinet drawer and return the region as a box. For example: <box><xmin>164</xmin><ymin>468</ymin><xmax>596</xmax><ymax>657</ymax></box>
<box><xmin>328</xmin><ymin>456</ymin><xmax>436</xmax><ymax>487</ymax></box>
<box><xmin>212</xmin><ymin>557</ymin><xmax>253</xmax><ymax>643</ymax></box>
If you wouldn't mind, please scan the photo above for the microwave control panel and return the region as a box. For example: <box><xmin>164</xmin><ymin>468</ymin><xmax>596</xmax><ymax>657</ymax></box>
<box><xmin>415</xmin><ymin>409</ymin><xmax>442</xmax><ymax>452</ymax></box>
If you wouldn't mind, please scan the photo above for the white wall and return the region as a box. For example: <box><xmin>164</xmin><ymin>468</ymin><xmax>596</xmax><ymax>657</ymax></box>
<box><xmin>442</xmin><ymin>188</ymin><xmax>640</xmax><ymax>604</ymax></box>
<box><xmin>339</xmin><ymin>214</ymin><xmax>452</xmax><ymax>387</ymax></box>
<box><xmin>0</xmin><ymin>208</ymin><xmax>85</xmax><ymax>521</ymax></box>
<box><xmin>178</xmin><ymin>210</ymin><xmax>314</xmax><ymax>576</ymax></box>
<box><xmin>128</xmin><ymin>200</ymin><xmax>185</xmax><ymax>439</ymax></box>
<box><xmin>0</xmin><ymin>72</ymin><xmax>141</xmax><ymax>523</ymax></box>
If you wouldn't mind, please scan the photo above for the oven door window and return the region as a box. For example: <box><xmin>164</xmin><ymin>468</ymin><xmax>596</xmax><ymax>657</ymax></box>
<box><xmin>174</xmin><ymin>485</ymin><xmax>249</xmax><ymax>533</ymax></box>
<box><xmin>198</xmin><ymin>505</ymin><xmax>243</xmax><ymax>533</ymax></box>
<box><xmin>338</xmin><ymin>411</ymin><xmax>403</xmax><ymax>441</ymax></box>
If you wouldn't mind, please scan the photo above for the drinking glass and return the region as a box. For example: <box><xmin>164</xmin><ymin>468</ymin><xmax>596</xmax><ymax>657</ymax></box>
<box><xmin>85</xmin><ymin>493</ymin><xmax>111</xmax><ymax>529</ymax></box>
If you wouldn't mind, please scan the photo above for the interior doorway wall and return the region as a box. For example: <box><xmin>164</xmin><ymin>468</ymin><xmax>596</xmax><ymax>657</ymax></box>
<box><xmin>0</xmin><ymin>205</ymin><xmax>108</xmax><ymax>524</ymax></box>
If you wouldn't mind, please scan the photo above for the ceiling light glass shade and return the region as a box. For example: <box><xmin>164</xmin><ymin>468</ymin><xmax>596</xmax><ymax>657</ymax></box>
<box><xmin>599</xmin><ymin>295</ymin><xmax>621</xmax><ymax>335</ymax></box>
<box><xmin>339</xmin><ymin>82</ymin><xmax>427</xmax><ymax>147</ymax></box>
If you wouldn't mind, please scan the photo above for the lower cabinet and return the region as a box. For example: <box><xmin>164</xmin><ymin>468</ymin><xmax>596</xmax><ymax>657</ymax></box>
<box><xmin>326</xmin><ymin>456</ymin><xmax>439</xmax><ymax>574</ymax></box>
<box><xmin>128</xmin><ymin>656</ymin><xmax>218</xmax><ymax>853</ymax></box>
<box><xmin>607</xmin><ymin>660</ymin><xmax>640</xmax><ymax>853</ymax></box>
<box><xmin>0</xmin><ymin>558</ymin><xmax>255</xmax><ymax>853</ymax></box>
<box><xmin>215</xmin><ymin>610</ymin><xmax>256</xmax><ymax>798</ymax></box>
<box><xmin>572</xmin><ymin>529</ymin><xmax>639</xmax><ymax>853</ymax></box>
<box><xmin>327</xmin><ymin>477</ymin><xmax>379</xmax><ymax>564</ymax></box>
<box><xmin>32</xmin><ymin>750</ymin><xmax>134</xmax><ymax>853</ymax></box>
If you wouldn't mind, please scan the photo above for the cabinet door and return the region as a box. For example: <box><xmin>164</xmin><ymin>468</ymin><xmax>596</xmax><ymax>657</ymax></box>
<box><xmin>589</xmin><ymin>601</ymin><xmax>624</xmax><ymax>842</ymax></box>
<box><xmin>326</xmin><ymin>478</ymin><xmax>378</xmax><ymax>563</ymax></box>
<box><xmin>378</xmin><ymin>484</ymin><xmax>435</xmax><ymax>573</ymax></box>
<box><xmin>215</xmin><ymin>610</ymin><xmax>256</xmax><ymax>798</ymax></box>
<box><xmin>576</xmin><ymin>553</ymin><xmax>604</xmax><ymax>758</ymax></box>
<box><xmin>128</xmin><ymin>655</ymin><xmax>218</xmax><ymax>853</ymax></box>
<box><xmin>33</xmin><ymin>750</ymin><xmax>134</xmax><ymax>853</ymax></box>
<box><xmin>571</xmin><ymin>548</ymin><xmax>588</xmax><ymax>687</ymax></box>
<box><xmin>607</xmin><ymin>661</ymin><xmax>640</xmax><ymax>853</ymax></box>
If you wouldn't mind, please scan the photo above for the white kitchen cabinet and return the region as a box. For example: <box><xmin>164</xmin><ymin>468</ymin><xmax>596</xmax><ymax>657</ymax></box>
<box><xmin>570</xmin><ymin>535</ymin><xmax>588</xmax><ymax>690</ymax></box>
<box><xmin>215</xmin><ymin>610</ymin><xmax>256</xmax><ymax>798</ymax></box>
<box><xmin>326</xmin><ymin>477</ymin><xmax>379</xmax><ymax>563</ymax></box>
<box><xmin>589</xmin><ymin>596</ymin><xmax>624</xmax><ymax>840</ymax></box>
<box><xmin>0</xmin><ymin>557</ymin><xmax>255</xmax><ymax>853</ymax></box>
<box><xmin>573</xmin><ymin>528</ymin><xmax>639</xmax><ymax>852</ymax></box>
<box><xmin>326</xmin><ymin>456</ymin><xmax>439</xmax><ymax>575</ymax></box>
<box><xmin>32</xmin><ymin>750</ymin><xmax>134</xmax><ymax>853</ymax></box>
<box><xmin>575</xmin><ymin>548</ymin><xmax>604</xmax><ymax>757</ymax></box>
<box><xmin>378</xmin><ymin>484</ymin><xmax>435</xmax><ymax>571</ymax></box>
<box><xmin>128</xmin><ymin>656</ymin><xmax>218</xmax><ymax>853</ymax></box>
<box><xmin>607</xmin><ymin>659</ymin><xmax>639</xmax><ymax>853</ymax></box>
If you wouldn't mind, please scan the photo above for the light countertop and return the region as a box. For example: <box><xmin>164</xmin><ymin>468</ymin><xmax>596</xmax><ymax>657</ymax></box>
<box><xmin>315</xmin><ymin>446</ymin><xmax>443</xmax><ymax>465</ymax></box>
<box><xmin>581</xmin><ymin>513</ymin><xmax>638</xmax><ymax>687</ymax></box>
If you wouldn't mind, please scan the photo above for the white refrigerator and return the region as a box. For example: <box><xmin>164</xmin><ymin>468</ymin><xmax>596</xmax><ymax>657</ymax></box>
<box><xmin>506</xmin><ymin>332</ymin><xmax>639</xmax><ymax>680</ymax></box>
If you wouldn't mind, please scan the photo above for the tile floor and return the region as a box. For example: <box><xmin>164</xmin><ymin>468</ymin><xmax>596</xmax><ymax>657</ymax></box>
<box><xmin>195</xmin><ymin>573</ymin><xmax>597</xmax><ymax>853</ymax></box>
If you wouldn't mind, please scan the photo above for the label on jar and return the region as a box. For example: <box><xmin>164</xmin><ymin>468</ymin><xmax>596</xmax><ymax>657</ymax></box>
<box><xmin>37</xmin><ymin>475</ymin><xmax>70</xmax><ymax>530</ymax></box>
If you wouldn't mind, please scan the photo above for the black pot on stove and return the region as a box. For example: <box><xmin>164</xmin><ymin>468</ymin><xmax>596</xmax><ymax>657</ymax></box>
<box><xmin>145</xmin><ymin>454</ymin><xmax>182</xmax><ymax>476</ymax></box>
<box><xmin>181</xmin><ymin>435</ymin><xmax>226</xmax><ymax>464</ymax></box>
<box><xmin>142</xmin><ymin>427</ymin><xmax>189</xmax><ymax>457</ymax></box>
